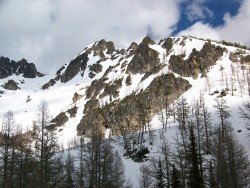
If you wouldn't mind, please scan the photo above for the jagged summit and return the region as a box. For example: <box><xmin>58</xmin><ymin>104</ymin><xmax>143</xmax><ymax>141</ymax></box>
<box><xmin>1</xmin><ymin>35</ymin><xmax>250</xmax><ymax>187</ymax></box>
<box><xmin>140</xmin><ymin>36</ymin><xmax>156</xmax><ymax>46</ymax></box>
<box><xmin>85</xmin><ymin>39</ymin><xmax>115</xmax><ymax>57</ymax></box>
<box><xmin>0</xmin><ymin>56</ymin><xmax>44</xmax><ymax>79</ymax></box>
<box><xmin>0</xmin><ymin>35</ymin><xmax>250</xmax><ymax>150</ymax></box>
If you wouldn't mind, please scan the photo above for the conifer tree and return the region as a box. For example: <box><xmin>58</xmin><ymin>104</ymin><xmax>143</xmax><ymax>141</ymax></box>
<box><xmin>186</xmin><ymin>124</ymin><xmax>204</xmax><ymax>188</ymax></box>
<box><xmin>171</xmin><ymin>164</ymin><xmax>181</xmax><ymax>188</ymax></box>
<box><xmin>35</xmin><ymin>100</ymin><xmax>58</xmax><ymax>187</ymax></box>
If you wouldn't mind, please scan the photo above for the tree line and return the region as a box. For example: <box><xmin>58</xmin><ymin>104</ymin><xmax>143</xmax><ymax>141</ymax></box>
<box><xmin>138</xmin><ymin>97</ymin><xmax>250</xmax><ymax>188</ymax></box>
<box><xmin>0</xmin><ymin>100</ymin><xmax>127</xmax><ymax>188</ymax></box>
<box><xmin>0</xmin><ymin>96</ymin><xmax>250</xmax><ymax>187</ymax></box>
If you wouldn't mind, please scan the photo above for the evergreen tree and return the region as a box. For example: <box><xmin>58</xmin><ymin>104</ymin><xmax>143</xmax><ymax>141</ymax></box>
<box><xmin>186</xmin><ymin>124</ymin><xmax>204</xmax><ymax>188</ymax></box>
<box><xmin>76</xmin><ymin>136</ymin><xmax>85</xmax><ymax>188</ymax></box>
<box><xmin>208</xmin><ymin>160</ymin><xmax>216</xmax><ymax>188</ymax></box>
<box><xmin>171</xmin><ymin>164</ymin><xmax>181</xmax><ymax>188</ymax></box>
<box><xmin>64</xmin><ymin>153</ymin><xmax>75</xmax><ymax>188</ymax></box>
<box><xmin>35</xmin><ymin>100</ymin><xmax>58</xmax><ymax>187</ymax></box>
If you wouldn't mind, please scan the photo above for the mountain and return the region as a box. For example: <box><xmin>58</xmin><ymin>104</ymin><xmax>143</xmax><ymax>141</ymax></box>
<box><xmin>0</xmin><ymin>36</ymin><xmax>250</xmax><ymax>144</ymax></box>
<box><xmin>0</xmin><ymin>36</ymin><xmax>250</xmax><ymax>185</ymax></box>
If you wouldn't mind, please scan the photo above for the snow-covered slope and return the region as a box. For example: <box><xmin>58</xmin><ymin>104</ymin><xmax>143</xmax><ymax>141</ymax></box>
<box><xmin>0</xmin><ymin>36</ymin><xmax>249</xmax><ymax>150</ymax></box>
<box><xmin>1</xmin><ymin>35</ymin><xmax>250</xmax><ymax>186</ymax></box>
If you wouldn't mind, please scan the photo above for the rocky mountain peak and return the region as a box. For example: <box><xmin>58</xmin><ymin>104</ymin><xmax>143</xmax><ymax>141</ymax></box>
<box><xmin>139</xmin><ymin>36</ymin><xmax>156</xmax><ymax>47</ymax></box>
<box><xmin>126</xmin><ymin>36</ymin><xmax>162</xmax><ymax>76</ymax></box>
<box><xmin>128</xmin><ymin>42</ymin><xmax>138</xmax><ymax>51</ymax></box>
<box><xmin>85</xmin><ymin>39</ymin><xmax>115</xmax><ymax>57</ymax></box>
<box><xmin>0</xmin><ymin>56</ymin><xmax>43</xmax><ymax>79</ymax></box>
<box><xmin>160</xmin><ymin>37</ymin><xmax>173</xmax><ymax>54</ymax></box>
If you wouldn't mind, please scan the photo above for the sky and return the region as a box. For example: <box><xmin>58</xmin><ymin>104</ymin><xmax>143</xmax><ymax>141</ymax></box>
<box><xmin>0</xmin><ymin>0</ymin><xmax>249</xmax><ymax>73</ymax></box>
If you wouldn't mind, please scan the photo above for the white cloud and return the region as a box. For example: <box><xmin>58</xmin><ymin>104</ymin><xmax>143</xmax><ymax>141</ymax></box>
<box><xmin>186</xmin><ymin>4</ymin><xmax>213</xmax><ymax>22</ymax></box>
<box><xmin>216</xmin><ymin>0</ymin><xmax>250</xmax><ymax>45</ymax></box>
<box><xmin>177</xmin><ymin>0</ymin><xmax>250</xmax><ymax>47</ymax></box>
<box><xmin>0</xmin><ymin>0</ymin><xmax>181</xmax><ymax>72</ymax></box>
<box><xmin>176</xmin><ymin>21</ymin><xmax>220</xmax><ymax>40</ymax></box>
<box><xmin>184</xmin><ymin>0</ymin><xmax>213</xmax><ymax>22</ymax></box>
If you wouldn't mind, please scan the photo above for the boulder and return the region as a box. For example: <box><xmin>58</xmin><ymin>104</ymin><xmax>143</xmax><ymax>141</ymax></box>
<box><xmin>3</xmin><ymin>80</ymin><xmax>19</xmax><ymax>90</ymax></box>
<box><xmin>72</xmin><ymin>92</ymin><xmax>83</xmax><ymax>103</ymax></box>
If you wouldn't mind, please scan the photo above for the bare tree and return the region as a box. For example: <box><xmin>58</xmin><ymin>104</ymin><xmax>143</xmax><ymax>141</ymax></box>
<box><xmin>138</xmin><ymin>165</ymin><xmax>153</xmax><ymax>188</ymax></box>
<box><xmin>240</xmin><ymin>101</ymin><xmax>250</xmax><ymax>132</ymax></box>
<box><xmin>212</xmin><ymin>125</ymin><xmax>250</xmax><ymax>187</ymax></box>
<box><xmin>0</xmin><ymin>111</ymin><xmax>15</xmax><ymax>187</ymax></box>
<box><xmin>76</xmin><ymin>136</ymin><xmax>85</xmax><ymax>188</ymax></box>
<box><xmin>214</xmin><ymin>98</ymin><xmax>230</xmax><ymax>138</ymax></box>
<box><xmin>247</xmin><ymin>67</ymin><xmax>250</xmax><ymax>96</ymax></box>
<box><xmin>230</xmin><ymin>63</ymin><xmax>236</xmax><ymax>96</ymax></box>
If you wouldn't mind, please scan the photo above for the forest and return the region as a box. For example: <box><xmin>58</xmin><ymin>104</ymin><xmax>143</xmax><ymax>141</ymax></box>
<box><xmin>0</xmin><ymin>95</ymin><xmax>249</xmax><ymax>188</ymax></box>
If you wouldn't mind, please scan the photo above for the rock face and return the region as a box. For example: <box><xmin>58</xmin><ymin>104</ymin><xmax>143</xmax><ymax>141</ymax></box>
<box><xmin>3</xmin><ymin>80</ymin><xmax>19</xmax><ymax>90</ymax></box>
<box><xmin>126</xmin><ymin>37</ymin><xmax>163</xmax><ymax>76</ymax></box>
<box><xmin>85</xmin><ymin>39</ymin><xmax>115</xmax><ymax>57</ymax></box>
<box><xmin>77</xmin><ymin>73</ymin><xmax>191</xmax><ymax>136</ymax></box>
<box><xmin>42</xmin><ymin>79</ymin><xmax>57</xmax><ymax>90</ymax></box>
<box><xmin>42</xmin><ymin>39</ymin><xmax>115</xmax><ymax>89</ymax></box>
<box><xmin>243</xmin><ymin>55</ymin><xmax>250</xmax><ymax>64</ymax></box>
<box><xmin>43</xmin><ymin>36</ymin><xmax>245</xmax><ymax>137</ymax></box>
<box><xmin>49</xmin><ymin>112</ymin><xmax>69</xmax><ymax>130</ymax></box>
<box><xmin>0</xmin><ymin>56</ymin><xmax>43</xmax><ymax>79</ymax></box>
<box><xmin>169</xmin><ymin>42</ymin><xmax>225</xmax><ymax>78</ymax></box>
<box><xmin>89</xmin><ymin>62</ymin><xmax>103</xmax><ymax>78</ymax></box>
<box><xmin>72</xmin><ymin>92</ymin><xmax>83</xmax><ymax>103</ymax></box>
<box><xmin>61</xmin><ymin>53</ymin><xmax>89</xmax><ymax>83</ymax></box>
<box><xmin>160</xmin><ymin>37</ymin><xmax>173</xmax><ymax>54</ymax></box>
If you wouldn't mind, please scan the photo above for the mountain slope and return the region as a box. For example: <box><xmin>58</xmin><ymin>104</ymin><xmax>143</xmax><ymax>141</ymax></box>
<box><xmin>0</xmin><ymin>36</ymin><xmax>249</xmax><ymax>150</ymax></box>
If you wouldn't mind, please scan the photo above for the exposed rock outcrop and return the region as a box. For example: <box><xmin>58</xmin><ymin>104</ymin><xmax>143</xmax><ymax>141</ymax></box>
<box><xmin>99</xmin><ymin>78</ymin><xmax>123</xmax><ymax>100</ymax></box>
<box><xmin>61</xmin><ymin>53</ymin><xmax>89</xmax><ymax>83</ymax></box>
<box><xmin>67</xmin><ymin>106</ymin><xmax>78</xmax><ymax>118</ymax></box>
<box><xmin>126</xmin><ymin>42</ymin><xmax>139</xmax><ymax>57</ymax></box>
<box><xmin>85</xmin><ymin>78</ymin><xmax>106</xmax><ymax>99</ymax></box>
<box><xmin>0</xmin><ymin>56</ymin><xmax>43</xmax><ymax>79</ymax></box>
<box><xmin>72</xmin><ymin>92</ymin><xmax>83</xmax><ymax>103</ymax></box>
<box><xmin>242</xmin><ymin>55</ymin><xmax>250</xmax><ymax>64</ymax></box>
<box><xmin>2</xmin><ymin>80</ymin><xmax>19</xmax><ymax>90</ymax></box>
<box><xmin>77</xmin><ymin>73</ymin><xmax>191</xmax><ymax>136</ymax></box>
<box><xmin>42</xmin><ymin>79</ymin><xmax>56</xmax><ymax>90</ymax></box>
<box><xmin>160</xmin><ymin>37</ymin><xmax>173</xmax><ymax>54</ymax></box>
<box><xmin>126</xmin><ymin>37</ymin><xmax>163</xmax><ymax>76</ymax></box>
<box><xmin>49</xmin><ymin>112</ymin><xmax>69</xmax><ymax>130</ymax></box>
<box><xmin>169</xmin><ymin>42</ymin><xmax>225</xmax><ymax>78</ymax></box>
<box><xmin>85</xmin><ymin>39</ymin><xmax>115</xmax><ymax>58</ymax></box>
<box><xmin>89</xmin><ymin>63</ymin><xmax>103</xmax><ymax>78</ymax></box>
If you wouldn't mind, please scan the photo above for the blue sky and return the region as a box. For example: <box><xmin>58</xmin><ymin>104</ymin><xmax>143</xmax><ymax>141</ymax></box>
<box><xmin>0</xmin><ymin>0</ymin><xmax>249</xmax><ymax>72</ymax></box>
<box><xmin>174</xmin><ymin>0</ymin><xmax>243</xmax><ymax>35</ymax></box>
